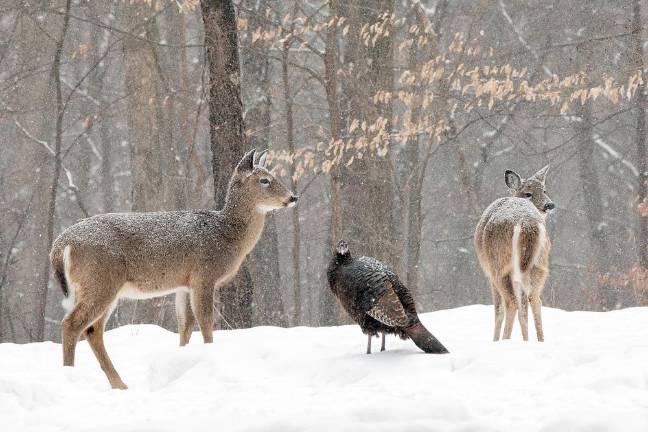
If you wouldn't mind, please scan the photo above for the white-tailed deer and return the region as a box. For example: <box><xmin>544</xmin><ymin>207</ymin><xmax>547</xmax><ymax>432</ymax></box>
<box><xmin>474</xmin><ymin>165</ymin><xmax>554</xmax><ymax>342</ymax></box>
<box><xmin>50</xmin><ymin>149</ymin><xmax>297</xmax><ymax>389</ymax></box>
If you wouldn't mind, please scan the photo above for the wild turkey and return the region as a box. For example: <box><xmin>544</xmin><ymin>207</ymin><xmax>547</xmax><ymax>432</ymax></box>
<box><xmin>327</xmin><ymin>240</ymin><xmax>449</xmax><ymax>354</ymax></box>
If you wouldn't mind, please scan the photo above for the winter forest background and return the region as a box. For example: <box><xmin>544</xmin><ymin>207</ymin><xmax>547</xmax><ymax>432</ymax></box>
<box><xmin>1</xmin><ymin>0</ymin><xmax>647</xmax><ymax>343</ymax></box>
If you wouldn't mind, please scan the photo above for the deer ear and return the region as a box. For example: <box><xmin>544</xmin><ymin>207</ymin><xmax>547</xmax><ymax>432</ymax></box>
<box><xmin>235</xmin><ymin>148</ymin><xmax>256</xmax><ymax>174</ymax></box>
<box><xmin>531</xmin><ymin>165</ymin><xmax>549</xmax><ymax>183</ymax></box>
<box><xmin>505</xmin><ymin>169</ymin><xmax>522</xmax><ymax>189</ymax></box>
<box><xmin>255</xmin><ymin>149</ymin><xmax>269</xmax><ymax>168</ymax></box>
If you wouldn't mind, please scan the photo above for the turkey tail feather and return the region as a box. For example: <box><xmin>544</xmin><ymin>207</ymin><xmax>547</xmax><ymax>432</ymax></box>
<box><xmin>405</xmin><ymin>322</ymin><xmax>449</xmax><ymax>354</ymax></box>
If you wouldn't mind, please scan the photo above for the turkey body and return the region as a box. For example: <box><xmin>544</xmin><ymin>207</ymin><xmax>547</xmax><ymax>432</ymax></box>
<box><xmin>327</xmin><ymin>242</ymin><xmax>449</xmax><ymax>354</ymax></box>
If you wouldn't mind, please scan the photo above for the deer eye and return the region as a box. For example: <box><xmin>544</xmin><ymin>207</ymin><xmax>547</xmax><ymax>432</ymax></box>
<box><xmin>259</xmin><ymin>178</ymin><xmax>270</xmax><ymax>186</ymax></box>
<box><xmin>524</xmin><ymin>192</ymin><xmax>533</xmax><ymax>198</ymax></box>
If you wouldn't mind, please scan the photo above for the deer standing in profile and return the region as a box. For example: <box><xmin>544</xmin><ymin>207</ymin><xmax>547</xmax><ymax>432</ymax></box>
<box><xmin>474</xmin><ymin>165</ymin><xmax>554</xmax><ymax>342</ymax></box>
<box><xmin>49</xmin><ymin>149</ymin><xmax>297</xmax><ymax>389</ymax></box>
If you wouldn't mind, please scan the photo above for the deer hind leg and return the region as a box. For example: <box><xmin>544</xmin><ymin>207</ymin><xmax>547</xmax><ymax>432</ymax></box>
<box><xmin>191</xmin><ymin>284</ymin><xmax>215</xmax><ymax>343</ymax></box>
<box><xmin>84</xmin><ymin>307</ymin><xmax>127</xmax><ymax>390</ymax></box>
<box><xmin>62</xmin><ymin>302</ymin><xmax>97</xmax><ymax>367</ymax></box>
<box><xmin>501</xmin><ymin>277</ymin><xmax>517</xmax><ymax>340</ymax></box>
<box><xmin>529</xmin><ymin>295</ymin><xmax>544</xmax><ymax>342</ymax></box>
<box><xmin>517</xmin><ymin>291</ymin><xmax>529</xmax><ymax>341</ymax></box>
<box><xmin>502</xmin><ymin>298</ymin><xmax>517</xmax><ymax>340</ymax></box>
<box><xmin>491</xmin><ymin>283</ymin><xmax>504</xmax><ymax>341</ymax></box>
<box><xmin>176</xmin><ymin>291</ymin><xmax>196</xmax><ymax>347</ymax></box>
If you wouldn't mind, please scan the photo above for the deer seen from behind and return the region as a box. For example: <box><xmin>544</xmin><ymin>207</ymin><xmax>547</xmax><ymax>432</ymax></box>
<box><xmin>49</xmin><ymin>149</ymin><xmax>297</xmax><ymax>389</ymax></box>
<box><xmin>474</xmin><ymin>165</ymin><xmax>554</xmax><ymax>342</ymax></box>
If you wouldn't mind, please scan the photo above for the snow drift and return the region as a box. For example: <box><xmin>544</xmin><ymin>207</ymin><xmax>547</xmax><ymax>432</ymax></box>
<box><xmin>1</xmin><ymin>305</ymin><xmax>647</xmax><ymax>432</ymax></box>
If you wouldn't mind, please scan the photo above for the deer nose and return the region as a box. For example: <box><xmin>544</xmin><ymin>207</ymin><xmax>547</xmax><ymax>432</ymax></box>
<box><xmin>289</xmin><ymin>195</ymin><xmax>299</xmax><ymax>203</ymax></box>
<box><xmin>544</xmin><ymin>202</ymin><xmax>555</xmax><ymax>211</ymax></box>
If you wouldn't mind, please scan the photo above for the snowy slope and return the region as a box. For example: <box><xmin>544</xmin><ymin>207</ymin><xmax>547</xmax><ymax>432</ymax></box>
<box><xmin>1</xmin><ymin>305</ymin><xmax>647</xmax><ymax>432</ymax></box>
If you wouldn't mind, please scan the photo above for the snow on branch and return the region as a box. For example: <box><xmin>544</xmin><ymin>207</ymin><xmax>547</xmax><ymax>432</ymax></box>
<box><xmin>12</xmin><ymin>117</ymin><xmax>89</xmax><ymax>216</ymax></box>
<box><xmin>13</xmin><ymin>119</ymin><xmax>79</xmax><ymax>191</ymax></box>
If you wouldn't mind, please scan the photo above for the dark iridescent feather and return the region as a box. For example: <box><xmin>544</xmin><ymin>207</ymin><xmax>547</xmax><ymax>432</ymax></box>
<box><xmin>327</xmin><ymin>241</ymin><xmax>449</xmax><ymax>353</ymax></box>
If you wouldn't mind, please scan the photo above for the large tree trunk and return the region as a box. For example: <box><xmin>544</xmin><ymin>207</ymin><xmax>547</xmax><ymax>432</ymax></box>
<box><xmin>280</xmin><ymin>37</ymin><xmax>303</xmax><ymax>326</ymax></box>
<box><xmin>576</xmin><ymin>9</ymin><xmax>614</xmax><ymax>310</ymax></box>
<box><xmin>338</xmin><ymin>0</ymin><xmax>397</xmax><ymax>293</ymax></box>
<box><xmin>321</xmin><ymin>0</ymin><xmax>342</xmax><ymax>326</ymax></box>
<box><xmin>164</xmin><ymin>5</ymin><xmax>192</xmax><ymax>210</ymax></box>
<box><xmin>122</xmin><ymin>2</ymin><xmax>166</xmax><ymax>325</ymax></box>
<box><xmin>201</xmin><ymin>0</ymin><xmax>254</xmax><ymax>329</ymax></box>
<box><xmin>403</xmin><ymin>0</ymin><xmax>448</xmax><ymax>302</ymax></box>
<box><xmin>123</xmin><ymin>6</ymin><xmax>161</xmax><ymax>213</ymax></box>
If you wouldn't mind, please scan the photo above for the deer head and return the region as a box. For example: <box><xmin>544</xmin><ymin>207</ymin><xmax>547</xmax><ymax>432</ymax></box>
<box><xmin>505</xmin><ymin>165</ymin><xmax>555</xmax><ymax>214</ymax></box>
<box><xmin>227</xmin><ymin>149</ymin><xmax>298</xmax><ymax>213</ymax></box>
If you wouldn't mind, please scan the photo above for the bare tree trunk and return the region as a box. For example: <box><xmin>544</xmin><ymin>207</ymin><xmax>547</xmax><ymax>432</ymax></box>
<box><xmin>82</xmin><ymin>2</ymin><xmax>115</xmax><ymax>215</ymax></box>
<box><xmin>321</xmin><ymin>0</ymin><xmax>342</xmax><ymax>326</ymax></box>
<box><xmin>124</xmin><ymin>11</ymin><xmax>161</xmax><ymax>213</ymax></box>
<box><xmin>632</xmin><ymin>0</ymin><xmax>648</xmax><ymax>269</ymax></box>
<box><xmin>576</xmin><ymin>12</ymin><xmax>614</xmax><ymax>310</ymax></box>
<box><xmin>100</xmin><ymin>111</ymin><xmax>113</xmax><ymax>213</ymax></box>
<box><xmin>121</xmin><ymin>2</ymin><xmax>167</xmax><ymax>325</ymax></box>
<box><xmin>0</xmin><ymin>193</ymin><xmax>33</xmax><ymax>340</ymax></box>
<box><xmin>329</xmin><ymin>0</ymin><xmax>398</xmax><ymax>323</ymax></box>
<box><xmin>402</xmin><ymin>0</ymin><xmax>448</xmax><ymax>297</ymax></box>
<box><xmin>280</xmin><ymin>38</ymin><xmax>302</xmax><ymax>326</ymax></box>
<box><xmin>243</xmin><ymin>0</ymin><xmax>286</xmax><ymax>327</ymax></box>
<box><xmin>149</xmin><ymin>20</ymin><xmax>177</xmax><ymax>213</ymax></box>
<box><xmin>340</xmin><ymin>0</ymin><xmax>397</xmax><ymax>266</ymax></box>
<box><xmin>164</xmin><ymin>6</ymin><xmax>192</xmax><ymax>210</ymax></box>
<box><xmin>201</xmin><ymin>0</ymin><xmax>253</xmax><ymax>329</ymax></box>
<box><xmin>37</xmin><ymin>0</ymin><xmax>72</xmax><ymax>341</ymax></box>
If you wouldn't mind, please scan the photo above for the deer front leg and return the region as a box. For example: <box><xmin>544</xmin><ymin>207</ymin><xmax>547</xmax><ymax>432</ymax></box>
<box><xmin>191</xmin><ymin>285</ymin><xmax>215</xmax><ymax>343</ymax></box>
<box><xmin>380</xmin><ymin>332</ymin><xmax>386</xmax><ymax>351</ymax></box>
<box><xmin>176</xmin><ymin>291</ymin><xmax>196</xmax><ymax>346</ymax></box>
<box><xmin>366</xmin><ymin>334</ymin><xmax>372</xmax><ymax>354</ymax></box>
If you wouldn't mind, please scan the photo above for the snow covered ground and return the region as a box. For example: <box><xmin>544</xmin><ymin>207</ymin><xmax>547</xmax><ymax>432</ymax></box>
<box><xmin>1</xmin><ymin>305</ymin><xmax>647</xmax><ymax>432</ymax></box>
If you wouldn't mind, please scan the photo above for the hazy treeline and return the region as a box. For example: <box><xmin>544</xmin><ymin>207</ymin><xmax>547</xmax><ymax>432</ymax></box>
<box><xmin>0</xmin><ymin>0</ymin><xmax>647</xmax><ymax>343</ymax></box>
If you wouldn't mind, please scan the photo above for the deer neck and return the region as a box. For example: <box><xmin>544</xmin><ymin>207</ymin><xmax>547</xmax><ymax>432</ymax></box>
<box><xmin>221</xmin><ymin>193</ymin><xmax>267</xmax><ymax>256</ymax></box>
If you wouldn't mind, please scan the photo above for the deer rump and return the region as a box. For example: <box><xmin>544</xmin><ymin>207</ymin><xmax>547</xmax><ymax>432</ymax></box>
<box><xmin>510</xmin><ymin>222</ymin><xmax>547</xmax><ymax>293</ymax></box>
<box><xmin>477</xmin><ymin>198</ymin><xmax>547</xmax><ymax>279</ymax></box>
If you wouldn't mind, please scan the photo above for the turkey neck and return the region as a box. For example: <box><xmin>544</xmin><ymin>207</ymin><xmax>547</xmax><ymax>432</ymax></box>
<box><xmin>334</xmin><ymin>252</ymin><xmax>352</xmax><ymax>266</ymax></box>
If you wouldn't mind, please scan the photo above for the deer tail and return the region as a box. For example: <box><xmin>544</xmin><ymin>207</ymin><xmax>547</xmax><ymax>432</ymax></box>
<box><xmin>59</xmin><ymin>245</ymin><xmax>76</xmax><ymax>313</ymax></box>
<box><xmin>511</xmin><ymin>223</ymin><xmax>546</xmax><ymax>299</ymax></box>
<box><xmin>511</xmin><ymin>225</ymin><xmax>524</xmax><ymax>299</ymax></box>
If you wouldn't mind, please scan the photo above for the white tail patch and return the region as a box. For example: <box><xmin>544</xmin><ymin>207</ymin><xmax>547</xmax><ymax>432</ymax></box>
<box><xmin>61</xmin><ymin>245</ymin><xmax>76</xmax><ymax>314</ymax></box>
<box><xmin>511</xmin><ymin>225</ymin><xmax>524</xmax><ymax>298</ymax></box>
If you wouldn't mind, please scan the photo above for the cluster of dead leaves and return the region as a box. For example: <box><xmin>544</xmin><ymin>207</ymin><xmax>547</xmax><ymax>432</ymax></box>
<box><xmin>237</xmin><ymin>6</ymin><xmax>644</xmax><ymax>186</ymax></box>
<box><xmin>638</xmin><ymin>198</ymin><xmax>648</xmax><ymax>217</ymax></box>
